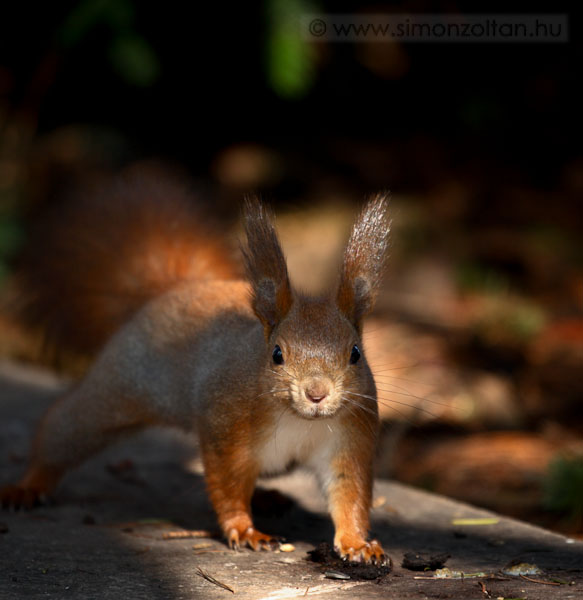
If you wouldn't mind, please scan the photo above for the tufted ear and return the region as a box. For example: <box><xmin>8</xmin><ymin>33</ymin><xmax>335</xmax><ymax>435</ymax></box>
<box><xmin>337</xmin><ymin>193</ymin><xmax>390</xmax><ymax>332</ymax></box>
<box><xmin>242</xmin><ymin>197</ymin><xmax>292</xmax><ymax>337</ymax></box>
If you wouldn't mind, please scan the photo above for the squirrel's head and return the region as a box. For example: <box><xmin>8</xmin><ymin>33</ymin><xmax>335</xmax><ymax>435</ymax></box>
<box><xmin>243</xmin><ymin>195</ymin><xmax>389</xmax><ymax>420</ymax></box>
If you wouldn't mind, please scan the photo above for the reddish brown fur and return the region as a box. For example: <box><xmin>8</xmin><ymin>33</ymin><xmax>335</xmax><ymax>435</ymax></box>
<box><xmin>329</xmin><ymin>408</ymin><xmax>380</xmax><ymax>560</ymax></box>
<box><xmin>200</xmin><ymin>423</ymin><xmax>273</xmax><ymax>549</ymax></box>
<box><xmin>2</xmin><ymin>186</ymin><xmax>391</xmax><ymax>564</ymax></box>
<box><xmin>16</xmin><ymin>166</ymin><xmax>239</xmax><ymax>356</ymax></box>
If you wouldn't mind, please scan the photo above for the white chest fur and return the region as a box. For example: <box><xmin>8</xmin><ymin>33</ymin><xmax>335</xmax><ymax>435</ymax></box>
<box><xmin>256</xmin><ymin>411</ymin><xmax>338</xmax><ymax>477</ymax></box>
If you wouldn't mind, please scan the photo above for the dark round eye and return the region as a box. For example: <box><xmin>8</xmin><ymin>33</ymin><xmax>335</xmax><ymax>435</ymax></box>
<box><xmin>272</xmin><ymin>345</ymin><xmax>284</xmax><ymax>365</ymax></box>
<box><xmin>350</xmin><ymin>344</ymin><xmax>361</xmax><ymax>364</ymax></box>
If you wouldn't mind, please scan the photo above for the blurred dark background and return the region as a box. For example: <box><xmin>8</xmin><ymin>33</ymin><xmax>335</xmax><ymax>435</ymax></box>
<box><xmin>0</xmin><ymin>1</ymin><xmax>581</xmax><ymax>535</ymax></box>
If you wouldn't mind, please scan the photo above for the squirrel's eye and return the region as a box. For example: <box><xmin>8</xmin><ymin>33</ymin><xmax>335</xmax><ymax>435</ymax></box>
<box><xmin>350</xmin><ymin>344</ymin><xmax>361</xmax><ymax>364</ymax></box>
<box><xmin>272</xmin><ymin>345</ymin><xmax>284</xmax><ymax>365</ymax></box>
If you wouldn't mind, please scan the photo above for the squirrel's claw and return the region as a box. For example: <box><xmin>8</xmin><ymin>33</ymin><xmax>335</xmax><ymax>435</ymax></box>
<box><xmin>335</xmin><ymin>538</ymin><xmax>388</xmax><ymax>566</ymax></box>
<box><xmin>0</xmin><ymin>484</ymin><xmax>49</xmax><ymax>510</ymax></box>
<box><xmin>227</xmin><ymin>526</ymin><xmax>279</xmax><ymax>552</ymax></box>
<box><xmin>365</xmin><ymin>539</ymin><xmax>388</xmax><ymax>566</ymax></box>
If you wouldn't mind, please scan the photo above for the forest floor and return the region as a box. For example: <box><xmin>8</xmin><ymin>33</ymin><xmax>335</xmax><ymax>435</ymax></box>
<box><xmin>0</xmin><ymin>360</ymin><xmax>581</xmax><ymax>600</ymax></box>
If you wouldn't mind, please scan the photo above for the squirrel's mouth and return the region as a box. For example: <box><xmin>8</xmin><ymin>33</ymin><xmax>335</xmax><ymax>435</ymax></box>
<box><xmin>292</xmin><ymin>401</ymin><xmax>340</xmax><ymax>420</ymax></box>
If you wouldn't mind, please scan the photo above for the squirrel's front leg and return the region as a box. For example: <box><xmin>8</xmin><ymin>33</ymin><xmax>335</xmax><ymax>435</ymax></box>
<box><xmin>324</xmin><ymin>450</ymin><xmax>387</xmax><ymax>565</ymax></box>
<box><xmin>199</xmin><ymin>432</ymin><xmax>277</xmax><ymax>551</ymax></box>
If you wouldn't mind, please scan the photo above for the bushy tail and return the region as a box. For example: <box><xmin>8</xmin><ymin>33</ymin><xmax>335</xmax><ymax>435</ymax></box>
<box><xmin>15</xmin><ymin>165</ymin><xmax>239</xmax><ymax>357</ymax></box>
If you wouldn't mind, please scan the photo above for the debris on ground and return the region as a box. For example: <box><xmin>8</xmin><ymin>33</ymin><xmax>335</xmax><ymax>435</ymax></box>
<box><xmin>402</xmin><ymin>551</ymin><xmax>450</xmax><ymax>571</ymax></box>
<box><xmin>432</xmin><ymin>568</ymin><xmax>489</xmax><ymax>579</ymax></box>
<box><xmin>279</xmin><ymin>543</ymin><xmax>295</xmax><ymax>552</ymax></box>
<box><xmin>502</xmin><ymin>561</ymin><xmax>544</xmax><ymax>576</ymax></box>
<box><xmin>195</xmin><ymin>567</ymin><xmax>235</xmax><ymax>593</ymax></box>
<box><xmin>307</xmin><ymin>542</ymin><xmax>392</xmax><ymax>581</ymax></box>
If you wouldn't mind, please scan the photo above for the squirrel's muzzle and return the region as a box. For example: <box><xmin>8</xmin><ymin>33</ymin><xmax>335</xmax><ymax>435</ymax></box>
<box><xmin>303</xmin><ymin>378</ymin><xmax>331</xmax><ymax>404</ymax></box>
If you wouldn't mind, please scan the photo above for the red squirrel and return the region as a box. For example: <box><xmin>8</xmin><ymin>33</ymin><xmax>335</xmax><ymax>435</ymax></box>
<box><xmin>1</xmin><ymin>168</ymin><xmax>389</xmax><ymax>565</ymax></box>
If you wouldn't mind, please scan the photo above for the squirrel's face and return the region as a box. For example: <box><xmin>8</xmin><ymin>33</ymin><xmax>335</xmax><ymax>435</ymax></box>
<box><xmin>244</xmin><ymin>195</ymin><xmax>388</xmax><ymax>421</ymax></box>
<box><xmin>264</xmin><ymin>297</ymin><xmax>376</xmax><ymax>420</ymax></box>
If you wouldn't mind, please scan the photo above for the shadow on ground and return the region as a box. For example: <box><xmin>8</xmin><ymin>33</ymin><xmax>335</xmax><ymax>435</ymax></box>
<box><xmin>1</xmin><ymin>363</ymin><xmax>581</xmax><ymax>599</ymax></box>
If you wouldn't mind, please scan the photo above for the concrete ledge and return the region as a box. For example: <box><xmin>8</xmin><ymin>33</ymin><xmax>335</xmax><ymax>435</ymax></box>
<box><xmin>0</xmin><ymin>362</ymin><xmax>581</xmax><ymax>599</ymax></box>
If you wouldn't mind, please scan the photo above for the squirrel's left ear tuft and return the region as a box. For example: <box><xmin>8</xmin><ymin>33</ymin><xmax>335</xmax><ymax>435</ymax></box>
<box><xmin>337</xmin><ymin>193</ymin><xmax>390</xmax><ymax>331</ymax></box>
<box><xmin>242</xmin><ymin>196</ymin><xmax>292</xmax><ymax>337</ymax></box>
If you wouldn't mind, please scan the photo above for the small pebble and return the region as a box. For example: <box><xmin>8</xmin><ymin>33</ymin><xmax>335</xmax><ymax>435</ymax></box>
<box><xmin>279</xmin><ymin>543</ymin><xmax>295</xmax><ymax>552</ymax></box>
<box><xmin>325</xmin><ymin>571</ymin><xmax>351</xmax><ymax>580</ymax></box>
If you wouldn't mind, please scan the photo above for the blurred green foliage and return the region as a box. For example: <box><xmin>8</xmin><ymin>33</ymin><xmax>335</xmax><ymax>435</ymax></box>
<box><xmin>266</xmin><ymin>0</ymin><xmax>317</xmax><ymax>99</ymax></box>
<box><xmin>58</xmin><ymin>0</ymin><xmax>322</xmax><ymax>94</ymax></box>
<box><xmin>472</xmin><ymin>295</ymin><xmax>547</xmax><ymax>345</ymax></box>
<box><xmin>108</xmin><ymin>32</ymin><xmax>159</xmax><ymax>87</ymax></box>
<box><xmin>457</xmin><ymin>261</ymin><xmax>510</xmax><ymax>294</ymax></box>
<box><xmin>544</xmin><ymin>455</ymin><xmax>583</xmax><ymax>526</ymax></box>
<box><xmin>58</xmin><ymin>0</ymin><xmax>135</xmax><ymax>47</ymax></box>
<box><xmin>58</xmin><ymin>0</ymin><xmax>159</xmax><ymax>87</ymax></box>
<box><xmin>460</xmin><ymin>95</ymin><xmax>504</xmax><ymax>133</ymax></box>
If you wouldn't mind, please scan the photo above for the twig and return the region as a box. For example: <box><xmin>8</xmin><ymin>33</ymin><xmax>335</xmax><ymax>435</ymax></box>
<box><xmin>413</xmin><ymin>574</ymin><xmax>511</xmax><ymax>581</ymax></box>
<box><xmin>519</xmin><ymin>574</ymin><xmax>561</xmax><ymax>586</ymax></box>
<box><xmin>196</xmin><ymin>567</ymin><xmax>235</xmax><ymax>593</ymax></box>
<box><xmin>192</xmin><ymin>542</ymin><xmax>213</xmax><ymax>550</ymax></box>
<box><xmin>162</xmin><ymin>529</ymin><xmax>215</xmax><ymax>540</ymax></box>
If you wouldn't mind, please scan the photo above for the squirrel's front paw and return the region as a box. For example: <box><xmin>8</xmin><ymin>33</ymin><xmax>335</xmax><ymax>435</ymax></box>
<box><xmin>228</xmin><ymin>526</ymin><xmax>279</xmax><ymax>551</ymax></box>
<box><xmin>334</xmin><ymin>536</ymin><xmax>388</xmax><ymax>565</ymax></box>
<box><xmin>0</xmin><ymin>484</ymin><xmax>50</xmax><ymax>510</ymax></box>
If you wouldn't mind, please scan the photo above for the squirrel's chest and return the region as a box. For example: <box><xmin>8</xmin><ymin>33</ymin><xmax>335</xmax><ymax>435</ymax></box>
<box><xmin>255</xmin><ymin>412</ymin><xmax>337</xmax><ymax>476</ymax></box>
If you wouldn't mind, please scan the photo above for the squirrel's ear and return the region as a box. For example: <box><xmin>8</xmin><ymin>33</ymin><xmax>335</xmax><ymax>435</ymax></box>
<box><xmin>242</xmin><ymin>197</ymin><xmax>292</xmax><ymax>336</ymax></box>
<box><xmin>337</xmin><ymin>193</ymin><xmax>390</xmax><ymax>332</ymax></box>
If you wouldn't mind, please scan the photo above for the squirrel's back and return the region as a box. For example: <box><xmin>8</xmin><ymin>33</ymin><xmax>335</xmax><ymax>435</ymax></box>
<box><xmin>15</xmin><ymin>165</ymin><xmax>239</xmax><ymax>357</ymax></box>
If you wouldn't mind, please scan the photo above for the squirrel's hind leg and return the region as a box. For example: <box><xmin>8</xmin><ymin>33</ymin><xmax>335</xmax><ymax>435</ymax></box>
<box><xmin>0</xmin><ymin>464</ymin><xmax>63</xmax><ymax>509</ymax></box>
<box><xmin>1</xmin><ymin>378</ymin><xmax>156</xmax><ymax>509</ymax></box>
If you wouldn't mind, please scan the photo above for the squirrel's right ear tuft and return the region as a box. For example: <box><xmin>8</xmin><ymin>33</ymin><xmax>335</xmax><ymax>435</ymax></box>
<box><xmin>337</xmin><ymin>193</ymin><xmax>390</xmax><ymax>332</ymax></box>
<box><xmin>242</xmin><ymin>197</ymin><xmax>292</xmax><ymax>336</ymax></box>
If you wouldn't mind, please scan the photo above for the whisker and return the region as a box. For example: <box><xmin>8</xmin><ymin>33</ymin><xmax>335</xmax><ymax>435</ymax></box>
<box><xmin>248</xmin><ymin>388</ymin><xmax>290</xmax><ymax>408</ymax></box>
<box><xmin>252</xmin><ymin>388</ymin><xmax>288</xmax><ymax>400</ymax></box>
<box><xmin>267</xmin><ymin>369</ymin><xmax>283</xmax><ymax>376</ymax></box>
<box><xmin>376</xmin><ymin>397</ymin><xmax>438</xmax><ymax>419</ymax></box>
<box><xmin>280</xmin><ymin>365</ymin><xmax>299</xmax><ymax>383</ymax></box>
<box><xmin>349</xmin><ymin>394</ymin><xmax>419</xmax><ymax>427</ymax></box>
<box><xmin>372</xmin><ymin>373</ymin><xmax>433</xmax><ymax>386</ymax></box>
<box><xmin>367</xmin><ymin>362</ymin><xmax>421</xmax><ymax>372</ymax></box>
<box><xmin>374</xmin><ymin>385</ymin><xmax>464</xmax><ymax>413</ymax></box>
<box><xmin>374</xmin><ymin>384</ymin><xmax>434</xmax><ymax>403</ymax></box>
<box><xmin>345</xmin><ymin>390</ymin><xmax>439</xmax><ymax>420</ymax></box>
<box><xmin>340</xmin><ymin>399</ymin><xmax>378</xmax><ymax>436</ymax></box>
<box><xmin>342</xmin><ymin>396</ymin><xmax>378</xmax><ymax>418</ymax></box>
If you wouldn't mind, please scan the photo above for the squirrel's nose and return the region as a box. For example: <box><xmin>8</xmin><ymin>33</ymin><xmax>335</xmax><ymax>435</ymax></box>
<box><xmin>306</xmin><ymin>391</ymin><xmax>327</xmax><ymax>403</ymax></box>
<box><xmin>304</xmin><ymin>380</ymin><xmax>330</xmax><ymax>404</ymax></box>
